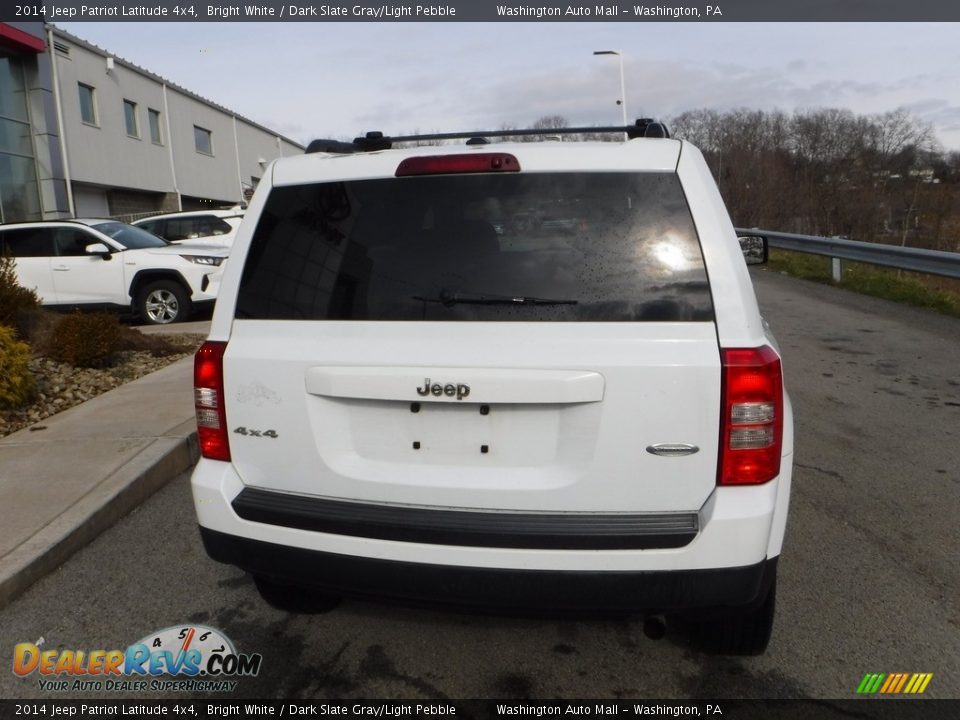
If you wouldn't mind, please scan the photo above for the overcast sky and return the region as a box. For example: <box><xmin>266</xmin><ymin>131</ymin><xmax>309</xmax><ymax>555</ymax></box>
<box><xmin>55</xmin><ymin>22</ymin><xmax>960</xmax><ymax>150</ymax></box>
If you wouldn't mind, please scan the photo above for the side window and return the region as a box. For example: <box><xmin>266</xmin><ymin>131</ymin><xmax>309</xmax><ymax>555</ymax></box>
<box><xmin>194</xmin><ymin>126</ymin><xmax>213</xmax><ymax>155</ymax></box>
<box><xmin>137</xmin><ymin>220</ymin><xmax>160</xmax><ymax>236</ymax></box>
<box><xmin>188</xmin><ymin>216</ymin><xmax>232</xmax><ymax>236</ymax></box>
<box><xmin>54</xmin><ymin>228</ymin><xmax>99</xmax><ymax>257</ymax></box>
<box><xmin>78</xmin><ymin>83</ymin><xmax>97</xmax><ymax>125</ymax></box>
<box><xmin>2</xmin><ymin>227</ymin><xmax>56</xmax><ymax>257</ymax></box>
<box><xmin>208</xmin><ymin>217</ymin><xmax>233</xmax><ymax>236</ymax></box>
<box><xmin>163</xmin><ymin>219</ymin><xmax>193</xmax><ymax>241</ymax></box>
<box><xmin>123</xmin><ymin>99</ymin><xmax>139</xmax><ymax>138</ymax></box>
<box><xmin>148</xmin><ymin>108</ymin><xmax>162</xmax><ymax>144</ymax></box>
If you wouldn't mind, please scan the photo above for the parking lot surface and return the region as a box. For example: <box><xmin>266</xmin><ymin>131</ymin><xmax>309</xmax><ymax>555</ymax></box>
<box><xmin>0</xmin><ymin>271</ymin><xmax>957</xmax><ymax>700</ymax></box>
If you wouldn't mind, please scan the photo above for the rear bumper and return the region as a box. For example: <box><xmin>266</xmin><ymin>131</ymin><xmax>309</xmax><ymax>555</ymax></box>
<box><xmin>191</xmin><ymin>458</ymin><xmax>792</xmax><ymax>573</ymax></box>
<box><xmin>200</xmin><ymin>526</ymin><xmax>777</xmax><ymax>613</ymax></box>
<box><xmin>231</xmin><ymin>487</ymin><xmax>698</xmax><ymax>550</ymax></box>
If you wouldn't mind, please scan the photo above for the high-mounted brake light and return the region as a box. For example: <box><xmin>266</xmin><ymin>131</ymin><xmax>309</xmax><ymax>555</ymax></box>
<box><xmin>194</xmin><ymin>341</ymin><xmax>230</xmax><ymax>461</ymax></box>
<box><xmin>718</xmin><ymin>346</ymin><xmax>783</xmax><ymax>485</ymax></box>
<box><xmin>395</xmin><ymin>153</ymin><xmax>521</xmax><ymax>177</ymax></box>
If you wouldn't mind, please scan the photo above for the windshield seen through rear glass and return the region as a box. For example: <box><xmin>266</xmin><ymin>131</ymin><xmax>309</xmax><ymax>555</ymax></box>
<box><xmin>236</xmin><ymin>172</ymin><xmax>714</xmax><ymax>322</ymax></box>
<box><xmin>89</xmin><ymin>221</ymin><xmax>169</xmax><ymax>249</ymax></box>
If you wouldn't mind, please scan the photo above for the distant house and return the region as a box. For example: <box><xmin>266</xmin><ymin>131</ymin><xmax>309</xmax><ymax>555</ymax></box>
<box><xmin>0</xmin><ymin>22</ymin><xmax>303</xmax><ymax>223</ymax></box>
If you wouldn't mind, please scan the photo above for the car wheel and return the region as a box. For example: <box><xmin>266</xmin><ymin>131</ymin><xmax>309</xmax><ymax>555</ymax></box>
<box><xmin>138</xmin><ymin>280</ymin><xmax>190</xmax><ymax>325</ymax></box>
<box><xmin>686</xmin><ymin>577</ymin><xmax>777</xmax><ymax>656</ymax></box>
<box><xmin>253</xmin><ymin>575</ymin><xmax>342</xmax><ymax>614</ymax></box>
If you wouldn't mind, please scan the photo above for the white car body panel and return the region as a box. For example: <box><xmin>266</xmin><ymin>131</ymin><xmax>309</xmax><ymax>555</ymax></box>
<box><xmin>9</xmin><ymin>257</ymin><xmax>54</xmax><ymax>303</ymax></box>
<box><xmin>223</xmin><ymin>321</ymin><xmax>722</xmax><ymax>513</ymax></box>
<box><xmin>51</xmin><ymin>252</ymin><xmax>125</xmax><ymax>305</ymax></box>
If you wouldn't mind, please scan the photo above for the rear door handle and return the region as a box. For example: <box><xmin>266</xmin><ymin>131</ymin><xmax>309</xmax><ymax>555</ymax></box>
<box><xmin>53</xmin><ymin>265</ymin><xmax>70</xmax><ymax>271</ymax></box>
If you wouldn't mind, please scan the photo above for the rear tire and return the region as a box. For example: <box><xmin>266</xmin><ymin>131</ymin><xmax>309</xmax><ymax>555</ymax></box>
<box><xmin>687</xmin><ymin>577</ymin><xmax>777</xmax><ymax>655</ymax></box>
<box><xmin>253</xmin><ymin>575</ymin><xmax>342</xmax><ymax>614</ymax></box>
<box><xmin>137</xmin><ymin>280</ymin><xmax>190</xmax><ymax>325</ymax></box>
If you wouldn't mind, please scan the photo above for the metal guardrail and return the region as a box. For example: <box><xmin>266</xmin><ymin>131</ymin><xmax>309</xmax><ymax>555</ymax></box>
<box><xmin>735</xmin><ymin>228</ymin><xmax>960</xmax><ymax>280</ymax></box>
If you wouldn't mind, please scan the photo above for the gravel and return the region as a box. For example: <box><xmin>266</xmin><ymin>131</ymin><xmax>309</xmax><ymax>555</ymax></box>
<box><xmin>0</xmin><ymin>334</ymin><xmax>203</xmax><ymax>438</ymax></box>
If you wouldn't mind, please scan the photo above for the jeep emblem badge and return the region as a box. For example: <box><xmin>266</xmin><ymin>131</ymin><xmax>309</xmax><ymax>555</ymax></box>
<box><xmin>416</xmin><ymin>378</ymin><xmax>470</xmax><ymax>400</ymax></box>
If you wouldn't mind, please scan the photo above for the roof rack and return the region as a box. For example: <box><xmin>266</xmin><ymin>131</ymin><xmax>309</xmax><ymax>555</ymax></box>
<box><xmin>305</xmin><ymin>118</ymin><xmax>670</xmax><ymax>154</ymax></box>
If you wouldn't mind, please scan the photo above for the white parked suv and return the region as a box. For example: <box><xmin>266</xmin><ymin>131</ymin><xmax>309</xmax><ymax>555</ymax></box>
<box><xmin>0</xmin><ymin>219</ymin><xmax>228</xmax><ymax>324</ymax></box>
<box><xmin>133</xmin><ymin>207</ymin><xmax>244</xmax><ymax>249</ymax></box>
<box><xmin>191</xmin><ymin>121</ymin><xmax>793</xmax><ymax>654</ymax></box>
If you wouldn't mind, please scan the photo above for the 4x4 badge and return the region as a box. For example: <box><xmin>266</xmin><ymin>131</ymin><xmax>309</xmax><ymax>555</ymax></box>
<box><xmin>416</xmin><ymin>378</ymin><xmax>471</xmax><ymax>400</ymax></box>
<box><xmin>233</xmin><ymin>427</ymin><xmax>278</xmax><ymax>439</ymax></box>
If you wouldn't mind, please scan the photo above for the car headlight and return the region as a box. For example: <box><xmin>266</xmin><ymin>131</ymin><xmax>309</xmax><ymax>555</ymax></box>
<box><xmin>180</xmin><ymin>255</ymin><xmax>224</xmax><ymax>266</ymax></box>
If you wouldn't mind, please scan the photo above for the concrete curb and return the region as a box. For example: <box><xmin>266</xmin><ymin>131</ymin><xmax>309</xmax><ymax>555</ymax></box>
<box><xmin>0</xmin><ymin>432</ymin><xmax>198</xmax><ymax>610</ymax></box>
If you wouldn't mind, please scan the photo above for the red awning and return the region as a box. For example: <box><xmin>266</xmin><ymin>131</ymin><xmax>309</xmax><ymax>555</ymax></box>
<box><xmin>0</xmin><ymin>24</ymin><xmax>46</xmax><ymax>54</ymax></box>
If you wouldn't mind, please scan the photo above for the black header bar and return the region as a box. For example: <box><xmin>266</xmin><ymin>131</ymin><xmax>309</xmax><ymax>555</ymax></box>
<box><xmin>0</xmin><ymin>700</ymin><xmax>958</xmax><ymax>720</ymax></box>
<box><xmin>3</xmin><ymin>1</ymin><xmax>960</xmax><ymax>23</ymax></box>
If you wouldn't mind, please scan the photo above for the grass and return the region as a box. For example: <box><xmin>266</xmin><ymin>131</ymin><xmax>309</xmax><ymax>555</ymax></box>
<box><xmin>766</xmin><ymin>249</ymin><xmax>960</xmax><ymax>319</ymax></box>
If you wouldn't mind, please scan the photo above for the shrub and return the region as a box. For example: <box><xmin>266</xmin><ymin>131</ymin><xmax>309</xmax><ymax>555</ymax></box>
<box><xmin>45</xmin><ymin>312</ymin><xmax>122</xmax><ymax>368</ymax></box>
<box><xmin>0</xmin><ymin>325</ymin><xmax>36</xmax><ymax>410</ymax></box>
<box><xmin>0</xmin><ymin>254</ymin><xmax>40</xmax><ymax>331</ymax></box>
<box><xmin>14</xmin><ymin>306</ymin><xmax>59</xmax><ymax>349</ymax></box>
<box><xmin>115</xmin><ymin>325</ymin><xmax>184</xmax><ymax>357</ymax></box>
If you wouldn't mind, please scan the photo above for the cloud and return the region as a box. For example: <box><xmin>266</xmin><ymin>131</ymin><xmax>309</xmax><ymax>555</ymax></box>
<box><xmin>54</xmin><ymin>21</ymin><xmax>960</xmax><ymax>150</ymax></box>
<box><xmin>902</xmin><ymin>100</ymin><xmax>960</xmax><ymax>136</ymax></box>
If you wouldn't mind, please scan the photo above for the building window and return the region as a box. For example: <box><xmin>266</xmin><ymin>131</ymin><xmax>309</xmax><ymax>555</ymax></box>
<box><xmin>78</xmin><ymin>83</ymin><xmax>97</xmax><ymax>125</ymax></box>
<box><xmin>194</xmin><ymin>125</ymin><xmax>213</xmax><ymax>155</ymax></box>
<box><xmin>0</xmin><ymin>57</ymin><xmax>41</xmax><ymax>223</ymax></box>
<box><xmin>123</xmin><ymin>100</ymin><xmax>139</xmax><ymax>137</ymax></box>
<box><xmin>148</xmin><ymin>108</ymin><xmax>162</xmax><ymax>144</ymax></box>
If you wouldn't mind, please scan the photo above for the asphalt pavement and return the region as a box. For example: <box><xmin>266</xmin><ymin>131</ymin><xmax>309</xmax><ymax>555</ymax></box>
<box><xmin>0</xmin><ymin>272</ymin><xmax>957</xmax><ymax>701</ymax></box>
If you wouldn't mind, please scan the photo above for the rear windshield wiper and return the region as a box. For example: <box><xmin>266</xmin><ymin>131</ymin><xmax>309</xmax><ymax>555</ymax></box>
<box><xmin>412</xmin><ymin>289</ymin><xmax>578</xmax><ymax>307</ymax></box>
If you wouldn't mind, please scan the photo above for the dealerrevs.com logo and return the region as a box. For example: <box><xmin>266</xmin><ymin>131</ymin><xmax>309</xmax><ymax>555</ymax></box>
<box><xmin>13</xmin><ymin>625</ymin><xmax>261</xmax><ymax>693</ymax></box>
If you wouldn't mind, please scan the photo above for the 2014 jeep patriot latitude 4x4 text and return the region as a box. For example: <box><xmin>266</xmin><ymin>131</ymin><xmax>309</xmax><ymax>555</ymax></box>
<box><xmin>191</xmin><ymin>122</ymin><xmax>793</xmax><ymax>655</ymax></box>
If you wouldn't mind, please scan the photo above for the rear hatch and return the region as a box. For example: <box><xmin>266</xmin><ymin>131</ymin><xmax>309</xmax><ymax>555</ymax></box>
<box><xmin>223</xmin><ymin>146</ymin><xmax>721</xmax><ymax>513</ymax></box>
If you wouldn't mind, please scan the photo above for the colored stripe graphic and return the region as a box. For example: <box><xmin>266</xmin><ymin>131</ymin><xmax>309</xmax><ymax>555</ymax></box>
<box><xmin>857</xmin><ymin>672</ymin><xmax>933</xmax><ymax>694</ymax></box>
<box><xmin>905</xmin><ymin>673</ymin><xmax>934</xmax><ymax>694</ymax></box>
<box><xmin>857</xmin><ymin>673</ymin><xmax>886</xmax><ymax>694</ymax></box>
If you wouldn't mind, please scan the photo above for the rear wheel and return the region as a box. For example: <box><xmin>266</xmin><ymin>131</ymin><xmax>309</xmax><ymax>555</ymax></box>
<box><xmin>137</xmin><ymin>280</ymin><xmax>190</xmax><ymax>325</ymax></box>
<box><xmin>253</xmin><ymin>575</ymin><xmax>341</xmax><ymax>614</ymax></box>
<box><xmin>687</xmin><ymin>577</ymin><xmax>777</xmax><ymax>655</ymax></box>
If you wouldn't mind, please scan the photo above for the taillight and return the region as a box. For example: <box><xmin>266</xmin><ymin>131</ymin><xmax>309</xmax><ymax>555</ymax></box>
<box><xmin>718</xmin><ymin>346</ymin><xmax>783</xmax><ymax>485</ymax></box>
<box><xmin>194</xmin><ymin>341</ymin><xmax>230</xmax><ymax>461</ymax></box>
<box><xmin>395</xmin><ymin>153</ymin><xmax>520</xmax><ymax>177</ymax></box>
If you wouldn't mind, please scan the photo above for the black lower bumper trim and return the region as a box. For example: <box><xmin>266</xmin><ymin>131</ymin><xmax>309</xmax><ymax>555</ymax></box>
<box><xmin>199</xmin><ymin>527</ymin><xmax>777</xmax><ymax>613</ymax></box>
<box><xmin>231</xmin><ymin>487</ymin><xmax>698</xmax><ymax>550</ymax></box>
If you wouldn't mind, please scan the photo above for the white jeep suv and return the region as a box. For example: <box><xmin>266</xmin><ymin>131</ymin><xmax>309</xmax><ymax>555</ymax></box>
<box><xmin>190</xmin><ymin>122</ymin><xmax>793</xmax><ymax>654</ymax></box>
<box><xmin>0</xmin><ymin>219</ymin><xmax>227</xmax><ymax>324</ymax></box>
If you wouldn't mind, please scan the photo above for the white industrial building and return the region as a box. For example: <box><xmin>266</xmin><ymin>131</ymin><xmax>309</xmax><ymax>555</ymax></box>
<box><xmin>0</xmin><ymin>22</ymin><xmax>303</xmax><ymax>223</ymax></box>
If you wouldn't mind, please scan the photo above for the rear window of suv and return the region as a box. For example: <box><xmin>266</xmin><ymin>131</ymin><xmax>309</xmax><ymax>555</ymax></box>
<box><xmin>236</xmin><ymin>172</ymin><xmax>713</xmax><ymax>322</ymax></box>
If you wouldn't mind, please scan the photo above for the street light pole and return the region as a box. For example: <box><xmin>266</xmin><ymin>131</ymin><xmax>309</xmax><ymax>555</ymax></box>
<box><xmin>593</xmin><ymin>50</ymin><xmax>628</xmax><ymax>134</ymax></box>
